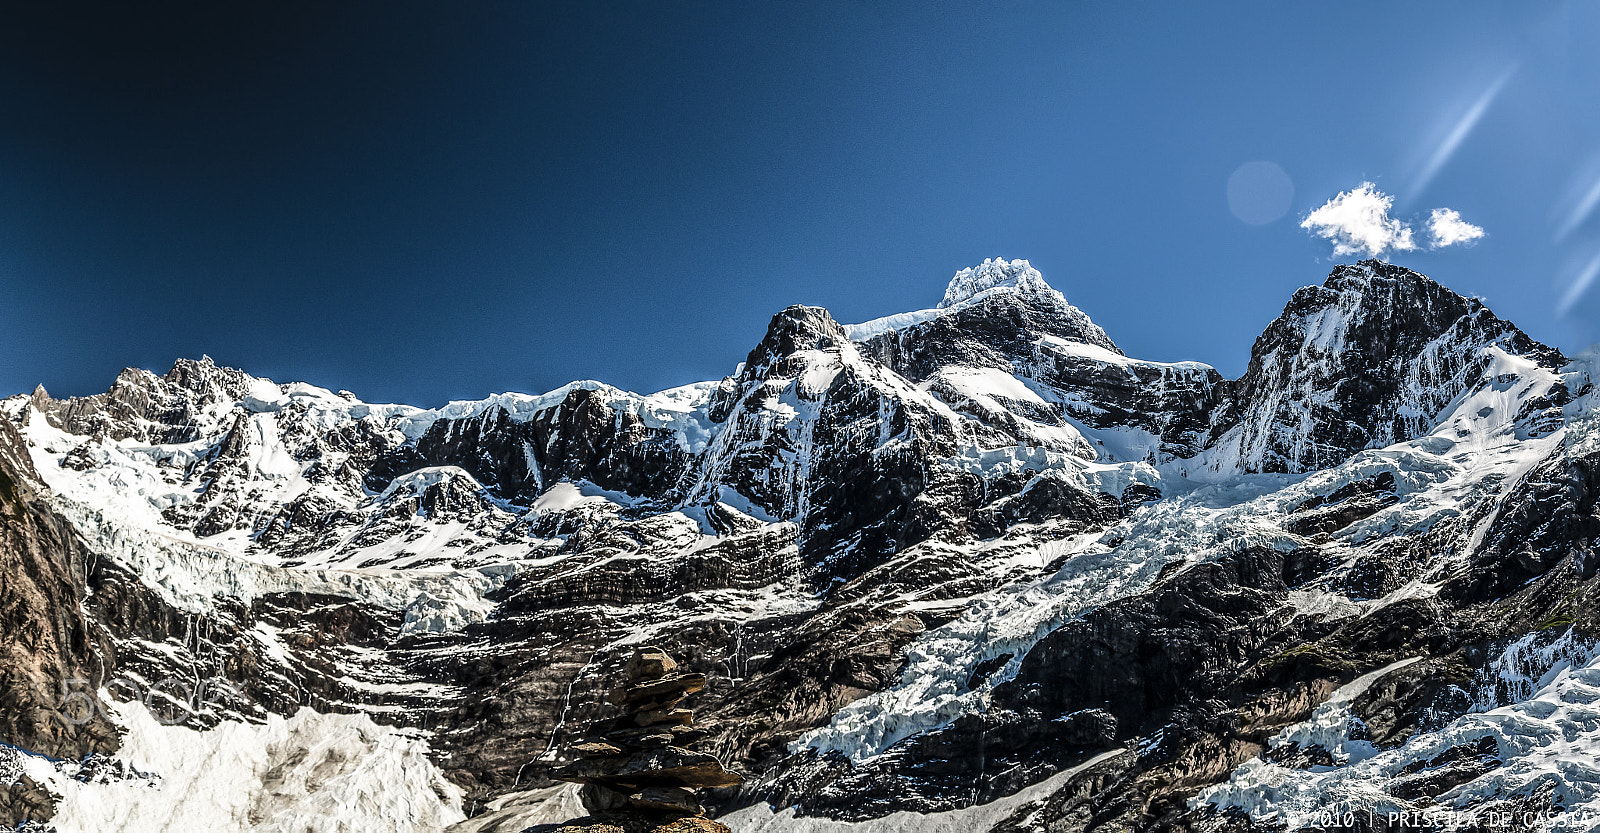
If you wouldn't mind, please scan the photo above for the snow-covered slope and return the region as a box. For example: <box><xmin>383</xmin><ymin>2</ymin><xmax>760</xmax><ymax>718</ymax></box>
<box><xmin>845</xmin><ymin>258</ymin><xmax>1115</xmax><ymax>355</ymax></box>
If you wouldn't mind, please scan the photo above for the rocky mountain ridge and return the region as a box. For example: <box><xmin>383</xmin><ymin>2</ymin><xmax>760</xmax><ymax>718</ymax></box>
<box><xmin>1</xmin><ymin>257</ymin><xmax>1596</xmax><ymax>833</ymax></box>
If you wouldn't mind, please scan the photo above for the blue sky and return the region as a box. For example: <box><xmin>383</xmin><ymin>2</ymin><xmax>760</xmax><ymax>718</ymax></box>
<box><xmin>2</xmin><ymin>2</ymin><xmax>1598</xmax><ymax>404</ymax></box>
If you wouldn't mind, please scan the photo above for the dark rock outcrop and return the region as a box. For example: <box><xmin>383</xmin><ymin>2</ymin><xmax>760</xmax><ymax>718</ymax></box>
<box><xmin>367</xmin><ymin>389</ymin><xmax>692</xmax><ymax>504</ymax></box>
<box><xmin>0</xmin><ymin>419</ymin><xmax>119</xmax><ymax>757</ymax></box>
<box><xmin>543</xmin><ymin>648</ymin><xmax>739</xmax><ymax>832</ymax></box>
<box><xmin>0</xmin><ymin>419</ymin><xmax>118</xmax><ymax>826</ymax></box>
<box><xmin>1282</xmin><ymin>470</ymin><xmax>1399</xmax><ymax>537</ymax></box>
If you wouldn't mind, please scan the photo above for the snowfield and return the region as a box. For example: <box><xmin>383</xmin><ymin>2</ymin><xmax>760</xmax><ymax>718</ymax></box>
<box><xmin>22</xmin><ymin>701</ymin><xmax>465</xmax><ymax>833</ymax></box>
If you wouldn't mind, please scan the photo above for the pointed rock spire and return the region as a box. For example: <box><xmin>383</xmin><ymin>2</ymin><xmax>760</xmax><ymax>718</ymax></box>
<box><xmin>938</xmin><ymin>257</ymin><xmax>1055</xmax><ymax>309</ymax></box>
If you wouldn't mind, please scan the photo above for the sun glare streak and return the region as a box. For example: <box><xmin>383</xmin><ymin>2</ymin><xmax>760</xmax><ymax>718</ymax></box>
<box><xmin>1556</xmin><ymin>170</ymin><xmax>1600</xmax><ymax>242</ymax></box>
<box><xmin>1410</xmin><ymin>66</ymin><xmax>1517</xmax><ymax>199</ymax></box>
<box><xmin>1557</xmin><ymin>248</ymin><xmax>1600</xmax><ymax>316</ymax></box>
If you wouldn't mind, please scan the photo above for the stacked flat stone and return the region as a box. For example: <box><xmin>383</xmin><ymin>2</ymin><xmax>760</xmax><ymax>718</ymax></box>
<box><xmin>554</xmin><ymin>647</ymin><xmax>742</xmax><ymax>819</ymax></box>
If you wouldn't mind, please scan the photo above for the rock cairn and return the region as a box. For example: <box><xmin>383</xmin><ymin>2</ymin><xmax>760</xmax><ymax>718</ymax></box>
<box><xmin>552</xmin><ymin>647</ymin><xmax>742</xmax><ymax>826</ymax></box>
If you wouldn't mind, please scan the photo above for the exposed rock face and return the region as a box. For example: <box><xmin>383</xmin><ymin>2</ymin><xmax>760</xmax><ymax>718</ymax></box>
<box><xmin>1281</xmin><ymin>470</ymin><xmax>1398</xmax><ymax>537</ymax></box>
<box><xmin>0</xmin><ymin>419</ymin><xmax>118</xmax><ymax>758</ymax></box>
<box><xmin>539</xmin><ymin>817</ymin><xmax>732</xmax><ymax>833</ymax></box>
<box><xmin>696</xmin><ymin>304</ymin><xmax>966</xmax><ymax>583</ymax></box>
<box><xmin>1028</xmin><ymin>339</ymin><xmax>1226</xmax><ymax>460</ymax></box>
<box><xmin>852</xmin><ymin>258</ymin><xmax>1224</xmax><ymax>463</ymax></box>
<box><xmin>0</xmin><ymin>419</ymin><xmax>119</xmax><ymax>826</ymax></box>
<box><xmin>860</xmin><ymin>259</ymin><xmax>1120</xmax><ymax>381</ymax></box>
<box><xmin>367</xmin><ymin>388</ymin><xmax>693</xmax><ymax>505</ymax></box>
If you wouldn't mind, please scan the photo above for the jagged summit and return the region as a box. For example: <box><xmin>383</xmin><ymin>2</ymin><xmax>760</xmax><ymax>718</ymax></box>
<box><xmin>938</xmin><ymin>258</ymin><xmax>1056</xmax><ymax>309</ymax></box>
<box><xmin>845</xmin><ymin>259</ymin><xmax>1117</xmax><ymax>355</ymax></box>
<box><xmin>1325</xmin><ymin>257</ymin><xmax>1415</xmax><ymax>285</ymax></box>
<box><xmin>1313</xmin><ymin>259</ymin><xmax>1487</xmax><ymax>317</ymax></box>
<box><xmin>1204</xmin><ymin>258</ymin><xmax>1564</xmax><ymax>473</ymax></box>
<box><xmin>1324</xmin><ymin>257</ymin><xmax>1450</xmax><ymax>289</ymax></box>
<box><xmin>732</xmin><ymin>304</ymin><xmax>851</xmax><ymax>382</ymax></box>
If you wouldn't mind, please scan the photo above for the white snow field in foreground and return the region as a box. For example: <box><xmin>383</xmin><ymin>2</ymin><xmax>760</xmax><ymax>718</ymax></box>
<box><xmin>23</xmin><ymin>701</ymin><xmax>465</xmax><ymax>833</ymax></box>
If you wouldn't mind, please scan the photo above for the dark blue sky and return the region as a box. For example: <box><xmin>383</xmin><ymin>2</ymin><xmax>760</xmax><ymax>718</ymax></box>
<box><xmin>3</xmin><ymin>2</ymin><xmax>1598</xmax><ymax>404</ymax></box>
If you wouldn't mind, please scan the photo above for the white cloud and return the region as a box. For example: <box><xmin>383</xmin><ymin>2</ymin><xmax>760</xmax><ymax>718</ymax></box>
<box><xmin>1426</xmin><ymin>208</ymin><xmax>1485</xmax><ymax>248</ymax></box>
<box><xmin>1300</xmin><ymin>182</ymin><xmax>1417</xmax><ymax>258</ymax></box>
<box><xmin>1300</xmin><ymin>183</ymin><xmax>1488</xmax><ymax>258</ymax></box>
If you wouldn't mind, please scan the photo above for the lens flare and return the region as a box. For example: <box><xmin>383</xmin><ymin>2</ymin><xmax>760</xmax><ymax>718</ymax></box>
<box><xmin>1557</xmin><ymin>247</ymin><xmax>1600</xmax><ymax>317</ymax></box>
<box><xmin>1410</xmin><ymin>66</ymin><xmax>1517</xmax><ymax>199</ymax></box>
<box><xmin>1226</xmin><ymin>161</ymin><xmax>1295</xmax><ymax>226</ymax></box>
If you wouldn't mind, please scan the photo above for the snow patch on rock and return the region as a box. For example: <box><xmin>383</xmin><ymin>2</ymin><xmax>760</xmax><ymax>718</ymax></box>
<box><xmin>1274</xmin><ymin>657</ymin><xmax>1424</xmax><ymax>765</ymax></box>
<box><xmin>443</xmin><ymin>784</ymin><xmax>585</xmax><ymax>832</ymax></box>
<box><xmin>53</xmin><ymin>494</ymin><xmax>508</xmax><ymax>634</ymax></box>
<box><xmin>376</xmin><ymin>465</ymin><xmax>485</xmax><ymax>502</ymax></box>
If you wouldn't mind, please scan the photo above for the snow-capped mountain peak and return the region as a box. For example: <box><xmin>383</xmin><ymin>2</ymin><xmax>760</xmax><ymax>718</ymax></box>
<box><xmin>846</xmin><ymin>259</ymin><xmax>1119</xmax><ymax>362</ymax></box>
<box><xmin>1203</xmin><ymin>258</ymin><xmax>1564</xmax><ymax>474</ymax></box>
<box><xmin>938</xmin><ymin>257</ymin><xmax>1056</xmax><ymax>309</ymax></box>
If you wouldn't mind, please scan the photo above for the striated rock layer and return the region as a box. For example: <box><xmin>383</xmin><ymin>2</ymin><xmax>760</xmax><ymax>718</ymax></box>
<box><xmin>539</xmin><ymin>647</ymin><xmax>740</xmax><ymax>831</ymax></box>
